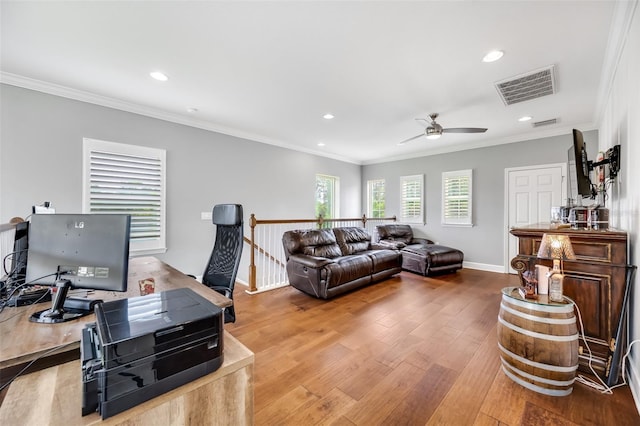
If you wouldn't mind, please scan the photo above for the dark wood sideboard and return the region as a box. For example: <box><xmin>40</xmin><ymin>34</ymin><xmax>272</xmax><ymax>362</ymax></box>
<box><xmin>509</xmin><ymin>224</ymin><xmax>629</xmax><ymax>381</ymax></box>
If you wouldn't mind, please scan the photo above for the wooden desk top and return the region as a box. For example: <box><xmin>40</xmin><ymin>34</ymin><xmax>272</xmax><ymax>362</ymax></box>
<box><xmin>0</xmin><ymin>332</ymin><xmax>254</xmax><ymax>425</ymax></box>
<box><xmin>0</xmin><ymin>257</ymin><xmax>232</xmax><ymax>371</ymax></box>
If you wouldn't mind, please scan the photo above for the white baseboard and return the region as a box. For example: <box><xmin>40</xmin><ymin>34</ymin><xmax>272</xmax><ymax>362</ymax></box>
<box><xmin>628</xmin><ymin>352</ymin><xmax>640</xmax><ymax>416</ymax></box>
<box><xmin>463</xmin><ymin>262</ymin><xmax>505</xmax><ymax>274</ymax></box>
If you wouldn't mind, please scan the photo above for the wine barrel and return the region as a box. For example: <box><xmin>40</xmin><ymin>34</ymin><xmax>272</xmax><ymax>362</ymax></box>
<box><xmin>497</xmin><ymin>289</ymin><xmax>579</xmax><ymax>396</ymax></box>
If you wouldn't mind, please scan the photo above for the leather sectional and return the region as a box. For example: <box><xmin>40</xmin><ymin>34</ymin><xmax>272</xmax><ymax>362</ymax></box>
<box><xmin>282</xmin><ymin>227</ymin><xmax>402</xmax><ymax>299</ymax></box>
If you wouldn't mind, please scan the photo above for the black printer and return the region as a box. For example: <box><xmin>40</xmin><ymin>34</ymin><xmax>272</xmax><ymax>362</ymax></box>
<box><xmin>81</xmin><ymin>287</ymin><xmax>224</xmax><ymax>419</ymax></box>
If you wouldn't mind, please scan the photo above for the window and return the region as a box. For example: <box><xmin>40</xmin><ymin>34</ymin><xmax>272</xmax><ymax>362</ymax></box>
<box><xmin>442</xmin><ymin>169</ymin><xmax>473</xmax><ymax>226</ymax></box>
<box><xmin>83</xmin><ymin>138</ymin><xmax>167</xmax><ymax>255</ymax></box>
<box><xmin>400</xmin><ymin>174</ymin><xmax>424</xmax><ymax>223</ymax></box>
<box><xmin>315</xmin><ymin>174</ymin><xmax>339</xmax><ymax>219</ymax></box>
<box><xmin>367</xmin><ymin>179</ymin><xmax>386</xmax><ymax>218</ymax></box>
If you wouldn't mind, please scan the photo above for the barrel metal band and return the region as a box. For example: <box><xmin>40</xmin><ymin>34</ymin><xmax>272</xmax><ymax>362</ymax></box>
<box><xmin>497</xmin><ymin>342</ymin><xmax>579</xmax><ymax>373</ymax></box>
<box><xmin>502</xmin><ymin>293</ymin><xmax>574</xmax><ymax>314</ymax></box>
<box><xmin>500</xmin><ymin>359</ymin><xmax>575</xmax><ymax>386</ymax></box>
<box><xmin>497</xmin><ymin>315</ymin><xmax>579</xmax><ymax>342</ymax></box>
<box><xmin>501</xmin><ymin>365</ymin><xmax>573</xmax><ymax>397</ymax></box>
<box><xmin>500</xmin><ymin>301</ymin><xmax>577</xmax><ymax>325</ymax></box>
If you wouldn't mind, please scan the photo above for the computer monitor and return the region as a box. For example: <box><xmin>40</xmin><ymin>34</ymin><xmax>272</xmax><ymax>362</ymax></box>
<box><xmin>25</xmin><ymin>214</ymin><xmax>131</xmax><ymax>323</ymax></box>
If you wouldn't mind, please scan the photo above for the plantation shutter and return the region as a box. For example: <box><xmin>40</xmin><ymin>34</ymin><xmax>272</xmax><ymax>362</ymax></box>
<box><xmin>400</xmin><ymin>175</ymin><xmax>424</xmax><ymax>223</ymax></box>
<box><xmin>442</xmin><ymin>169</ymin><xmax>473</xmax><ymax>226</ymax></box>
<box><xmin>367</xmin><ymin>179</ymin><xmax>386</xmax><ymax>218</ymax></box>
<box><xmin>83</xmin><ymin>139</ymin><xmax>166</xmax><ymax>254</ymax></box>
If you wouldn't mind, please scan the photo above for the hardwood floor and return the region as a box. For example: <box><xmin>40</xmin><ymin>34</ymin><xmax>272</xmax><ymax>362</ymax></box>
<box><xmin>226</xmin><ymin>269</ymin><xmax>640</xmax><ymax>425</ymax></box>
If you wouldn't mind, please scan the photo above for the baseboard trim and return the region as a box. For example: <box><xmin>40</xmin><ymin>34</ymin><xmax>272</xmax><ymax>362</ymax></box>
<box><xmin>628</xmin><ymin>352</ymin><xmax>640</xmax><ymax>416</ymax></box>
<box><xmin>463</xmin><ymin>262</ymin><xmax>505</xmax><ymax>274</ymax></box>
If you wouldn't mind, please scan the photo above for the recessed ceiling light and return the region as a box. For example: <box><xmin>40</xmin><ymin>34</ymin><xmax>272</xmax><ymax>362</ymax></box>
<box><xmin>482</xmin><ymin>50</ymin><xmax>504</xmax><ymax>63</ymax></box>
<box><xmin>317</xmin><ymin>142</ymin><xmax>326</xmax><ymax>147</ymax></box>
<box><xmin>150</xmin><ymin>71</ymin><xmax>169</xmax><ymax>81</ymax></box>
<box><xmin>518</xmin><ymin>116</ymin><xmax>533</xmax><ymax>122</ymax></box>
<box><xmin>323</xmin><ymin>113</ymin><xmax>334</xmax><ymax>120</ymax></box>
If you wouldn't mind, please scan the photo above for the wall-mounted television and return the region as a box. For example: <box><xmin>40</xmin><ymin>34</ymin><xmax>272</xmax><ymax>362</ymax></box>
<box><xmin>568</xmin><ymin>128</ymin><xmax>595</xmax><ymax>200</ymax></box>
<box><xmin>25</xmin><ymin>213</ymin><xmax>131</xmax><ymax>323</ymax></box>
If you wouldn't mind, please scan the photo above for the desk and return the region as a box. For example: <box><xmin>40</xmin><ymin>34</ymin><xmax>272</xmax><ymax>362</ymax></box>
<box><xmin>0</xmin><ymin>332</ymin><xmax>254</xmax><ymax>425</ymax></box>
<box><xmin>0</xmin><ymin>257</ymin><xmax>232</xmax><ymax>372</ymax></box>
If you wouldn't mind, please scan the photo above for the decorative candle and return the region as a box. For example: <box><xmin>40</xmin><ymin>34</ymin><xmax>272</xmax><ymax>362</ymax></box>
<box><xmin>536</xmin><ymin>264</ymin><xmax>550</xmax><ymax>295</ymax></box>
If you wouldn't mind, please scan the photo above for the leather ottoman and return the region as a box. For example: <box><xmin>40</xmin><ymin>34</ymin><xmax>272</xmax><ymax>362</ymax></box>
<box><xmin>401</xmin><ymin>244</ymin><xmax>464</xmax><ymax>276</ymax></box>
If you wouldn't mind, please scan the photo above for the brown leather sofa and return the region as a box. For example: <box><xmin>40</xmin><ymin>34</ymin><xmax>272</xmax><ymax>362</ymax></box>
<box><xmin>282</xmin><ymin>227</ymin><xmax>402</xmax><ymax>299</ymax></box>
<box><xmin>376</xmin><ymin>224</ymin><xmax>464</xmax><ymax>276</ymax></box>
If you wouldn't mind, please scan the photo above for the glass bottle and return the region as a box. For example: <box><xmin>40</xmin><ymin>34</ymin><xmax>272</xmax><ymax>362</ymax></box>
<box><xmin>548</xmin><ymin>273</ymin><xmax>564</xmax><ymax>302</ymax></box>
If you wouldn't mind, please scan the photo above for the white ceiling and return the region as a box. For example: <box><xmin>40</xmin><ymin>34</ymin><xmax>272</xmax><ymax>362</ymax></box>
<box><xmin>0</xmin><ymin>1</ymin><xmax>623</xmax><ymax>164</ymax></box>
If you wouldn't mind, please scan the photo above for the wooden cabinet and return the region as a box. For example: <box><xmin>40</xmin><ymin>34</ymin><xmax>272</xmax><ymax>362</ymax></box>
<box><xmin>509</xmin><ymin>224</ymin><xmax>629</xmax><ymax>380</ymax></box>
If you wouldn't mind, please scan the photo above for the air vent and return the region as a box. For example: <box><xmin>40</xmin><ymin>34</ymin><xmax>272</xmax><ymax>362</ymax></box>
<box><xmin>495</xmin><ymin>65</ymin><xmax>556</xmax><ymax>106</ymax></box>
<box><xmin>532</xmin><ymin>118</ymin><xmax>558</xmax><ymax>127</ymax></box>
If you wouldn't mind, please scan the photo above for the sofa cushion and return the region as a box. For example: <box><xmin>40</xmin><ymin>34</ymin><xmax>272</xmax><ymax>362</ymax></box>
<box><xmin>333</xmin><ymin>227</ymin><xmax>372</xmax><ymax>255</ymax></box>
<box><xmin>325</xmin><ymin>255</ymin><xmax>373</xmax><ymax>288</ymax></box>
<box><xmin>376</xmin><ymin>224</ymin><xmax>413</xmax><ymax>245</ymax></box>
<box><xmin>363</xmin><ymin>249</ymin><xmax>402</xmax><ymax>274</ymax></box>
<box><xmin>283</xmin><ymin>228</ymin><xmax>342</xmax><ymax>259</ymax></box>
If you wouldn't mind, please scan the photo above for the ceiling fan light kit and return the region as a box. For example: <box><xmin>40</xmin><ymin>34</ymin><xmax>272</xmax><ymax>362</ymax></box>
<box><xmin>426</xmin><ymin>127</ymin><xmax>442</xmax><ymax>139</ymax></box>
<box><xmin>399</xmin><ymin>113</ymin><xmax>487</xmax><ymax>145</ymax></box>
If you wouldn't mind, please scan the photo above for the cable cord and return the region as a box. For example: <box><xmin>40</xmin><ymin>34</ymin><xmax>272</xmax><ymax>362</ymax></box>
<box><xmin>0</xmin><ymin>271</ymin><xmax>61</xmax><ymax>316</ymax></box>
<box><xmin>0</xmin><ymin>341</ymin><xmax>77</xmax><ymax>392</ymax></box>
<box><xmin>565</xmin><ymin>295</ymin><xmax>637</xmax><ymax>394</ymax></box>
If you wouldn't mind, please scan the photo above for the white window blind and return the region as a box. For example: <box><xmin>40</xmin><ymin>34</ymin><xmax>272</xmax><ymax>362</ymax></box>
<box><xmin>367</xmin><ymin>179</ymin><xmax>386</xmax><ymax>218</ymax></box>
<box><xmin>442</xmin><ymin>169</ymin><xmax>473</xmax><ymax>226</ymax></box>
<box><xmin>83</xmin><ymin>138</ymin><xmax>167</xmax><ymax>255</ymax></box>
<box><xmin>400</xmin><ymin>174</ymin><xmax>424</xmax><ymax>223</ymax></box>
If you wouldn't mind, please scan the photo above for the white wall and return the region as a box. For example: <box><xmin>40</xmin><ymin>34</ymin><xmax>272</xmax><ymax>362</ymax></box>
<box><xmin>597</xmin><ymin>1</ymin><xmax>640</xmax><ymax>412</ymax></box>
<box><xmin>0</xmin><ymin>84</ymin><xmax>362</xmax><ymax>279</ymax></box>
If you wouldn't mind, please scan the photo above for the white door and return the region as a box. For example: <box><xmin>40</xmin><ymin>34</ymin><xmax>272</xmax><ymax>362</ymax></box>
<box><xmin>505</xmin><ymin>164</ymin><xmax>566</xmax><ymax>273</ymax></box>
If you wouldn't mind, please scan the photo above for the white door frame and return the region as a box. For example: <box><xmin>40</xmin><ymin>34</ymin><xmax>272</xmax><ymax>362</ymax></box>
<box><xmin>503</xmin><ymin>162</ymin><xmax>567</xmax><ymax>273</ymax></box>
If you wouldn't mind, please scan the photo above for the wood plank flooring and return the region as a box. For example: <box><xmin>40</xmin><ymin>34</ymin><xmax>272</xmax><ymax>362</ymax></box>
<box><xmin>226</xmin><ymin>269</ymin><xmax>640</xmax><ymax>425</ymax></box>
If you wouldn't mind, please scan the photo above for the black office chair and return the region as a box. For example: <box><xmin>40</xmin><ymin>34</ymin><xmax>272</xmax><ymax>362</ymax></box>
<box><xmin>201</xmin><ymin>204</ymin><xmax>244</xmax><ymax>323</ymax></box>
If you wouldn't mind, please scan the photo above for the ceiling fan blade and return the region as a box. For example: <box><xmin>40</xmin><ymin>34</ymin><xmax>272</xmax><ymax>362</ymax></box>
<box><xmin>398</xmin><ymin>134</ymin><xmax>424</xmax><ymax>145</ymax></box>
<box><xmin>442</xmin><ymin>127</ymin><xmax>488</xmax><ymax>133</ymax></box>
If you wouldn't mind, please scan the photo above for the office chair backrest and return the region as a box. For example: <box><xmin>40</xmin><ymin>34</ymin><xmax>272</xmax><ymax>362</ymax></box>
<box><xmin>202</xmin><ymin>204</ymin><xmax>243</xmax><ymax>323</ymax></box>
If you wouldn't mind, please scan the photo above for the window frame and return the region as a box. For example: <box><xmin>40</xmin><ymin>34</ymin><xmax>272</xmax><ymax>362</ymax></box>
<box><xmin>400</xmin><ymin>174</ymin><xmax>424</xmax><ymax>224</ymax></box>
<box><xmin>442</xmin><ymin>169</ymin><xmax>473</xmax><ymax>227</ymax></box>
<box><xmin>82</xmin><ymin>138</ymin><xmax>167</xmax><ymax>256</ymax></box>
<box><xmin>367</xmin><ymin>179</ymin><xmax>386</xmax><ymax>218</ymax></box>
<box><xmin>315</xmin><ymin>174</ymin><xmax>340</xmax><ymax>219</ymax></box>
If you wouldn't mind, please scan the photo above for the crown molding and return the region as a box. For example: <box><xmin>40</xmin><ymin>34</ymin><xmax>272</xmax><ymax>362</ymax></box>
<box><xmin>0</xmin><ymin>71</ymin><xmax>601</xmax><ymax>167</ymax></box>
<box><xmin>0</xmin><ymin>72</ymin><xmax>361</xmax><ymax>165</ymax></box>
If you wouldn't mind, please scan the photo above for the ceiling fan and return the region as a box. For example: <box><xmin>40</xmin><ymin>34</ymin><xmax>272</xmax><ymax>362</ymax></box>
<box><xmin>398</xmin><ymin>113</ymin><xmax>488</xmax><ymax>145</ymax></box>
